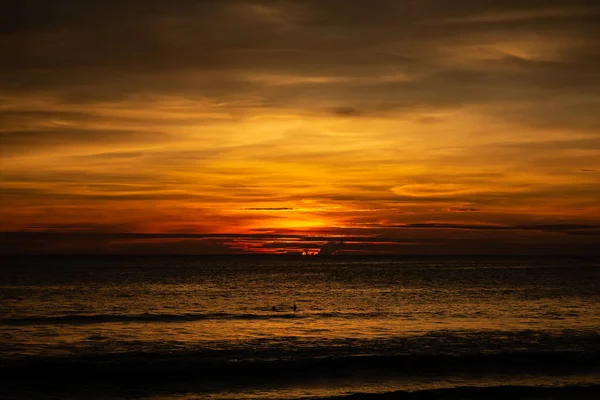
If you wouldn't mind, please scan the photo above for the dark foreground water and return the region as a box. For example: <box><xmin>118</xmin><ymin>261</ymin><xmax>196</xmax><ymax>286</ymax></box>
<box><xmin>1</xmin><ymin>255</ymin><xmax>599</xmax><ymax>399</ymax></box>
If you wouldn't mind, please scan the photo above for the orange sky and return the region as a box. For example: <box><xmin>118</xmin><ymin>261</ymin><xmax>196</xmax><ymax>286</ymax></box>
<box><xmin>1</xmin><ymin>1</ymin><xmax>599</xmax><ymax>254</ymax></box>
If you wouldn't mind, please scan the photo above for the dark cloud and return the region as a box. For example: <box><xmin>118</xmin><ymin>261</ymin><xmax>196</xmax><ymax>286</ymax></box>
<box><xmin>244</xmin><ymin>208</ymin><xmax>294</xmax><ymax>211</ymax></box>
<box><xmin>2</xmin><ymin>226</ymin><xmax>599</xmax><ymax>255</ymax></box>
<box><xmin>0</xmin><ymin>109</ymin><xmax>229</xmax><ymax>129</ymax></box>
<box><xmin>0</xmin><ymin>186</ymin><xmax>278</xmax><ymax>203</ymax></box>
<box><xmin>566</xmin><ymin>229</ymin><xmax>600</xmax><ymax>236</ymax></box>
<box><xmin>330</xmin><ymin>106</ymin><xmax>361</xmax><ymax>117</ymax></box>
<box><xmin>390</xmin><ymin>222</ymin><xmax>600</xmax><ymax>235</ymax></box>
<box><xmin>0</xmin><ymin>230</ymin><xmax>440</xmax><ymax>243</ymax></box>
<box><xmin>0</xmin><ymin>128</ymin><xmax>171</xmax><ymax>155</ymax></box>
<box><xmin>24</xmin><ymin>222</ymin><xmax>136</xmax><ymax>233</ymax></box>
<box><xmin>1</xmin><ymin>0</ymin><xmax>598</xmax><ymax>116</ymax></box>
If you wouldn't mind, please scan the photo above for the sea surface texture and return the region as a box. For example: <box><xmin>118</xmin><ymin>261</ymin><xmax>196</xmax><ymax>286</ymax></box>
<box><xmin>1</xmin><ymin>255</ymin><xmax>599</xmax><ymax>399</ymax></box>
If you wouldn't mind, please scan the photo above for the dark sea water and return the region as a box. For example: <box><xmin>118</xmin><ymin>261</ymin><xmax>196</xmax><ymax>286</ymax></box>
<box><xmin>1</xmin><ymin>255</ymin><xmax>599</xmax><ymax>399</ymax></box>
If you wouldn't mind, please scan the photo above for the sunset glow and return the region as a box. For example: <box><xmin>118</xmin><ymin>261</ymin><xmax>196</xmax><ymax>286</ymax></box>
<box><xmin>1</xmin><ymin>1</ymin><xmax>599</xmax><ymax>254</ymax></box>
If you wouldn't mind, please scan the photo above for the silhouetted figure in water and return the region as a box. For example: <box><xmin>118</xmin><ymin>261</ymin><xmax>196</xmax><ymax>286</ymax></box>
<box><xmin>293</xmin><ymin>304</ymin><xmax>297</xmax><ymax>312</ymax></box>
<box><xmin>272</xmin><ymin>306</ymin><xmax>276</xmax><ymax>312</ymax></box>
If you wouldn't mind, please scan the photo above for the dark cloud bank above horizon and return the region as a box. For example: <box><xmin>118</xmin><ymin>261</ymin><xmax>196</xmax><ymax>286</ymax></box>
<box><xmin>2</xmin><ymin>0</ymin><xmax>599</xmax><ymax>107</ymax></box>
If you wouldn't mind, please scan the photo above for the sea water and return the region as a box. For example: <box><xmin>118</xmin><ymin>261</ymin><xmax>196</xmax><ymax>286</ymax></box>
<box><xmin>1</xmin><ymin>255</ymin><xmax>599</xmax><ymax>399</ymax></box>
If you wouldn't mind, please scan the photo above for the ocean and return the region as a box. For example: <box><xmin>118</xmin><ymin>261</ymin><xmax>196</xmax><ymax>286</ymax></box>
<box><xmin>1</xmin><ymin>255</ymin><xmax>599</xmax><ymax>399</ymax></box>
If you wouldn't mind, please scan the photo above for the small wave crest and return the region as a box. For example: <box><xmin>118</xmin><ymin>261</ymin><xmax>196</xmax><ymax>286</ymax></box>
<box><xmin>0</xmin><ymin>311</ymin><xmax>391</xmax><ymax>326</ymax></box>
<box><xmin>0</xmin><ymin>312</ymin><xmax>300</xmax><ymax>325</ymax></box>
<box><xmin>1</xmin><ymin>350</ymin><xmax>598</xmax><ymax>386</ymax></box>
<box><xmin>317</xmin><ymin>385</ymin><xmax>600</xmax><ymax>400</ymax></box>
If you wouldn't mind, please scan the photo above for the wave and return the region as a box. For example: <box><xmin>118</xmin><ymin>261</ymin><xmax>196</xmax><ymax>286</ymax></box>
<box><xmin>316</xmin><ymin>385</ymin><xmax>600</xmax><ymax>400</ymax></box>
<box><xmin>2</xmin><ymin>349</ymin><xmax>598</xmax><ymax>387</ymax></box>
<box><xmin>0</xmin><ymin>311</ymin><xmax>389</xmax><ymax>325</ymax></box>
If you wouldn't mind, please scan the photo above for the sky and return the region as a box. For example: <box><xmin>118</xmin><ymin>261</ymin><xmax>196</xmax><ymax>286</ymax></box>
<box><xmin>1</xmin><ymin>0</ymin><xmax>599</xmax><ymax>254</ymax></box>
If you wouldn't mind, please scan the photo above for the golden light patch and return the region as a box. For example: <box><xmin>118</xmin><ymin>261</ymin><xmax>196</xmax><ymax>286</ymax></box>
<box><xmin>392</xmin><ymin>184</ymin><xmax>480</xmax><ymax>198</ymax></box>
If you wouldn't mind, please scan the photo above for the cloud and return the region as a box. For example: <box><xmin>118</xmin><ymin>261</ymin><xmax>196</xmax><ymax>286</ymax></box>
<box><xmin>2</xmin><ymin>225</ymin><xmax>599</xmax><ymax>255</ymax></box>
<box><xmin>392</xmin><ymin>184</ymin><xmax>479</xmax><ymax>197</ymax></box>
<box><xmin>498</xmin><ymin>137</ymin><xmax>600</xmax><ymax>150</ymax></box>
<box><xmin>330</xmin><ymin>106</ymin><xmax>361</xmax><ymax>117</ymax></box>
<box><xmin>243</xmin><ymin>208</ymin><xmax>294</xmax><ymax>211</ymax></box>
<box><xmin>2</xmin><ymin>0</ymin><xmax>598</xmax><ymax>108</ymax></box>
<box><xmin>1</xmin><ymin>1</ymin><xmax>599</xmax><ymax>254</ymax></box>
<box><xmin>389</xmin><ymin>222</ymin><xmax>600</xmax><ymax>235</ymax></box>
<box><xmin>0</xmin><ymin>128</ymin><xmax>171</xmax><ymax>155</ymax></box>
